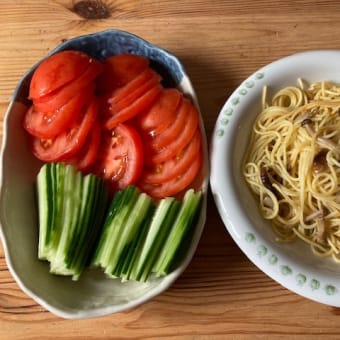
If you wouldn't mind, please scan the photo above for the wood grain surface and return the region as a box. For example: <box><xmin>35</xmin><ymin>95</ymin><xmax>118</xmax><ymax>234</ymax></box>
<box><xmin>1</xmin><ymin>1</ymin><xmax>340</xmax><ymax>339</ymax></box>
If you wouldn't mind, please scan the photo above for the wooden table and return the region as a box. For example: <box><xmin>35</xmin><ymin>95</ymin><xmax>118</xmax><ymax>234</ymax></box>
<box><xmin>1</xmin><ymin>1</ymin><xmax>340</xmax><ymax>338</ymax></box>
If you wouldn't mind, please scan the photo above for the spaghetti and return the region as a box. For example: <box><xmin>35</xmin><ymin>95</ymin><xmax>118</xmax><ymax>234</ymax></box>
<box><xmin>243</xmin><ymin>80</ymin><xmax>340</xmax><ymax>261</ymax></box>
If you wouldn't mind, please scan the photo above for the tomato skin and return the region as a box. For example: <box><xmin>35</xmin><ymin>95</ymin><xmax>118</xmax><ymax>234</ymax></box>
<box><xmin>29</xmin><ymin>50</ymin><xmax>93</xmax><ymax>99</ymax></box>
<box><xmin>104</xmin><ymin>84</ymin><xmax>162</xmax><ymax>130</ymax></box>
<box><xmin>65</xmin><ymin>120</ymin><xmax>101</xmax><ymax>171</ymax></box>
<box><xmin>138</xmin><ymin>151</ymin><xmax>202</xmax><ymax>198</ymax></box>
<box><xmin>33</xmin><ymin>60</ymin><xmax>102</xmax><ymax>113</ymax></box>
<box><xmin>146</xmin><ymin>102</ymin><xmax>199</xmax><ymax>165</ymax></box>
<box><xmin>149</xmin><ymin>97</ymin><xmax>191</xmax><ymax>151</ymax></box>
<box><xmin>141</xmin><ymin>130</ymin><xmax>201</xmax><ymax>184</ymax></box>
<box><xmin>137</xmin><ymin>88</ymin><xmax>183</xmax><ymax>136</ymax></box>
<box><xmin>96</xmin><ymin>54</ymin><xmax>149</xmax><ymax>93</ymax></box>
<box><xmin>31</xmin><ymin>96</ymin><xmax>99</xmax><ymax>162</ymax></box>
<box><xmin>95</xmin><ymin>123</ymin><xmax>144</xmax><ymax>190</ymax></box>
<box><xmin>106</xmin><ymin>69</ymin><xmax>161</xmax><ymax>114</ymax></box>
<box><xmin>23</xmin><ymin>83</ymin><xmax>95</xmax><ymax>139</ymax></box>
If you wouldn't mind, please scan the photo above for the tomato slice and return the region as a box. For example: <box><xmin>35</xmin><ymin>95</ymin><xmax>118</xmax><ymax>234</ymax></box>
<box><xmin>108</xmin><ymin>69</ymin><xmax>161</xmax><ymax>113</ymax></box>
<box><xmin>147</xmin><ymin>103</ymin><xmax>199</xmax><ymax>164</ymax></box>
<box><xmin>23</xmin><ymin>83</ymin><xmax>95</xmax><ymax>139</ymax></box>
<box><xmin>141</xmin><ymin>129</ymin><xmax>201</xmax><ymax>184</ymax></box>
<box><xmin>137</xmin><ymin>88</ymin><xmax>183</xmax><ymax>136</ymax></box>
<box><xmin>108</xmin><ymin>68</ymin><xmax>160</xmax><ymax>105</ymax></box>
<box><xmin>96</xmin><ymin>54</ymin><xmax>149</xmax><ymax>93</ymax></box>
<box><xmin>65</xmin><ymin>120</ymin><xmax>101</xmax><ymax>171</ymax></box>
<box><xmin>29</xmin><ymin>50</ymin><xmax>93</xmax><ymax>99</ymax></box>
<box><xmin>150</xmin><ymin>97</ymin><xmax>192</xmax><ymax>151</ymax></box>
<box><xmin>95</xmin><ymin>123</ymin><xmax>144</xmax><ymax>190</ymax></box>
<box><xmin>32</xmin><ymin>96</ymin><xmax>99</xmax><ymax>162</ymax></box>
<box><xmin>104</xmin><ymin>84</ymin><xmax>162</xmax><ymax>130</ymax></box>
<box><xmin>138</xmin><ymin>151</ymin><xmax>202</xmax><ymax>198</ymax></box>
<box><xmin>33</xmin><ymin>59</ymin><xmax>102</xmax><ymax>112</ymax></box>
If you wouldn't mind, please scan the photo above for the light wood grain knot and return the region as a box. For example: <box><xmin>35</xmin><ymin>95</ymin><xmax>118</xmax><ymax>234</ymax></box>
<box><xmin>72</xmin><ymin>0</ymin><xmax>111</xmax><ymax>19</ymax></box>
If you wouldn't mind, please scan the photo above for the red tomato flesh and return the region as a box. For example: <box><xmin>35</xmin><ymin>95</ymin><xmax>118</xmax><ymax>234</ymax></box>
<box><xmin>137</xmin><ymin>88</ymin><xmax>183</xmax><ymax>136</ymax></box>
<box><xmin>23</xmin><ymin>83</ymin><xmax>95</xmax><ymax>139</ymax></box>
<box><xmin>138</xmin><ymin>151</ymin><xmax>202</xmax><ymax>198</ymax></box>
<box><xmin>32</xmin><ymin>96</ymin><xmax>98</xmax><ymax>162</ymax></box>
<box><xmin>150</xmin><ymin>97</ymin><xmax>192</xmax><ymax>151</ymax></box>
<box><xmin>65</xmin><ymin>120</ymin><xmax>101</xmax><ymax>171</ymax></box>
<box><xmin>33</xmin><ymin>59</ymin><xmax>102</xmax><ymax>112</ymax></box>
<box><xmin>108</xmin><ymin>68</ymin><xmax>160</xmax><ymax>105</ymax></box>
<box><xmin>104</xmin><ymin>84</ymin><xmax>162</xmax><ymax>130</ymax></box>
<box><xmin>95</xmin><ymin>123</ymin><xmax>144</xmax><ymax>190</ymax></box>
<box><xmin>29</xmin><ymin>50</ymin><xmax>93</xmax><ymax>99</ymax></box>
<box><xmin>108</xmin><ymin>69</ymin><xmax>161</xmax><ymax>114</ymax></box>
<box><xmin>96</xmin><ymin>54</ymin><xmax>149</xmax><ymax>93</ymax></box>
<box><xmin>147</xmin><ymin>102</ymin><xmax>199</xmax><ymax>164</ymax></box>
<box><xmin>141</xmin><ymin>129</ymin><xmax>201</xmax><ymax>184</ymax></box>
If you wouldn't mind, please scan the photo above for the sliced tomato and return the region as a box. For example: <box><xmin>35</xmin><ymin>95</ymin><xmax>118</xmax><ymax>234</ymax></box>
<box><xmin>147</xmin><ymin>103</ymin><xmax>199</xmax><ymax>164</ymax></box>
<box><xmin>95</xmin><ymin>123</ymin><xmax>144</xmax><ymax>190</ymax></box>
<box><xmin>138</xmin><ymin>151</ymin><xmax>202</xmax><ymax>198</ymax></box>
<box><xmin>150</xmin><ymin>97</ymin><xmax>192</xmax><ymax>151</ymax></box>
<box><xmin>23</xmin><ymin>83</ymin><xmax>95</xmax><ymax>139</ymax></box>
<box><xmin>141</xmin><ymin>130</ymin><xmax>201</xmax><ymax>184</ymax></box>
<box><xmin>108</xmin><ymin>68</ymin><xmax>161</xmax><ymax>105</ymax></box>
<box><xmin>29</xmin><ymin>50</ymin><xmax>93</xmax><ymax>99</ymax></box>
<box><xmin>108</xmin><ymin>69</ymin><xmax>161</xmax><ymax>113</ymax></box>
<box><xmin>137</xmin><ymin>88</ymin><xmax>183</xmax><ymax>136</ymax></box>
<box><xmin>65</xmin><ymin>121</ymin><xmax>101</xmax><ymax>171</ymax></box>
<box><xmin>33</xmin><ymin>59</ymin><xmax>102</xmax><ymax>112</ymax></box>
<box><xmin>96</xmin><ymin>54</ymin><xmax>149</xmax><ymax>93</ymax></box>
<box><xmin>31</xmin><ymin>96</ymin><xmax>98</xmax><ymax>162</ymax></box>
<box><xmin>104</xmin><ymin>84</ymin><xmax>162</xmax><ymax>130</ymax></box>
<box><xmin>100</xmin><ymin>69</ymin><xmax>160</xmax><ymax>121</ymax></box>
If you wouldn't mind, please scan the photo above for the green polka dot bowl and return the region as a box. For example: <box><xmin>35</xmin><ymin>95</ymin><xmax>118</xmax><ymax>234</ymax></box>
<box><xmin>210</xmin><ymin>50</ymin><xmax>340</xmax><ymax>307</ymax></box>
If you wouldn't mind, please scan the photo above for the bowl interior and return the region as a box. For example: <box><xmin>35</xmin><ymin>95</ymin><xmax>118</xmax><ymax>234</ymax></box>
<box><xmin>211</xmin><ymin>50</ymin><xmax>340</xmax><ymax>306</ymax></box>
<box><xmin>0</xmin><ymin>30</ymin><xmax>209</xmax><ymax>319</ymax></box>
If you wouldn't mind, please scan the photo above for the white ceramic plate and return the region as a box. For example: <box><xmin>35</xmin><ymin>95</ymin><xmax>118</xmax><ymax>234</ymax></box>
<box><xmin>210</xmin><ymin>50</ymin><xmax>340</xmax><ymax>307</ymax></box>
<box><xmin>0</xmin><ymin>30</ymin><xmax>209</xmax><ymax>319</ymax></box>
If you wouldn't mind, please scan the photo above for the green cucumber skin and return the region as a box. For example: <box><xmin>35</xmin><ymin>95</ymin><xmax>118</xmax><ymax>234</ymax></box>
<box><xmin>153</xmin><ymin>190</ymin><xmax>202</xmax><ymax>277</ymax></box>
<box><xmin>90</xmin><ymin>189</ymin><xmax>124</xmax><ymax>266</ymax></box>
<box><xmin>37</xmin><ymin>163</ymin><xmax>51</xmax><ymax>260</ymax></box>
<box><xmin>112</xmin><ymin>204</ymin><xmax>155</xmax><ymax>281</ymax></box>
<box><xmin>91</xmin><ymin>186</ymin><xmax>140</xmax><ymax>268</ymax></box>
<box><xmin>50</xmin><ymin>165</ymin><xmax>83</xmax><ymax>275</ymax></box>
<box><xmin>132</xmin><ymin>198</ymin><xmax>180</xmax><ymax>282</ymax></box>
<box><xmin>104</xmin><ymin>192</ymin><xmax>153</xmax><ymax>276</ymax></box>
<box><xmin>67</xmin><ymin>177</ymin><xmax>108</xmax><ymax>280</ymax></box>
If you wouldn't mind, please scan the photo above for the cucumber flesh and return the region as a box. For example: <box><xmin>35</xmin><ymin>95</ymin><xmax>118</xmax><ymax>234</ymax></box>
<box><xmin>37</xmin><ymin>162</ymin><xmax>52</xmax><ymax>260</ymax></box>
<box><xmin>36</xmin><ymin>163</ymin><xmax>108</xmax><ymax>280</ymax></box>
<box><xmin>91</xmin><ymin>186</ymin><xmax>140</xmax><ymax>268</ymax></box>
<box><xmin>153</xmin><ymin>189</ymin><xmax>202</xmax><ymax>277</ymax></box>
<box><xmin>104</xmin><ymin>191</ymin><xmax>153</xmax><ymax>276</ymax></box>
<box><xmin>130</xmin><ymin>197</ymin><xmax>180</xmax><ymax>282</ymax></box>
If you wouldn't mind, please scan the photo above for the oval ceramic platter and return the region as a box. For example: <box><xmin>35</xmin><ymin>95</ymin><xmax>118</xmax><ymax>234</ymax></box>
<box><xmin>210</xmin><ymin>50</ymin><xmax>340</xmax><ymax>307</ymax></box>
<box><xmin>0</xmin><ymin>30</ymin><xmax>209</xmax><ymax>319</ymax></box>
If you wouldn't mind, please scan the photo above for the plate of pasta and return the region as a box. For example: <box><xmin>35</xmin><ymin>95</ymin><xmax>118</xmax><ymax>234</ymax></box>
<box><xmin>210</xmin><ymin>50</ymin><xmax>340</xmax><ymax>307</ymax></box>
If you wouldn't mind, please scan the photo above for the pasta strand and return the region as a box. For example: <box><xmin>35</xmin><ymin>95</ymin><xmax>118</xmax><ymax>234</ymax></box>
<box><xmin>243</xmin><ymin>81</ymin><xmax>340</xmax><ymax>261</ymax></box>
